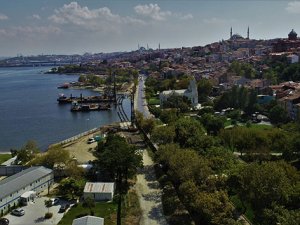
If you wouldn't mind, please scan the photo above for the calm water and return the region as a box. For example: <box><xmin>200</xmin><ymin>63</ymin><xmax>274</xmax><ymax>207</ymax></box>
<box><xmin>0</xmin><ymin>67</ymin><xmax>130</xmax><ymax>152</ymax></box>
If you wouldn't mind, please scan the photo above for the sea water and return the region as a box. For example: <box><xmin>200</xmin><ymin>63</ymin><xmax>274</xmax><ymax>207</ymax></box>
<box><xmin>0</xmin><ymin>67</ymin><xmax>130</xmax><ymax>151</ymax></box>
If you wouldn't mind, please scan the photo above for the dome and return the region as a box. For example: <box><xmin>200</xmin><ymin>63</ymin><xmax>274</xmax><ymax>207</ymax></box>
<box><xmin>288</xmin><ymin>29</ymin><xmax>297</xmax><ymax>40</ymax></box>
<box><xmin>231</xmin><ymin>34</ymin><xmax>244</xmax><ymax>40</ymax></box>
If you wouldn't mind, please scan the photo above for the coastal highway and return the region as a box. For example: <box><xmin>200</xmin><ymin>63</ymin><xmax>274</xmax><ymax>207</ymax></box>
<box><xmin>135</xmin><ymin>75</ymin><xmax>152</xmax><ymax>118</ymax></box>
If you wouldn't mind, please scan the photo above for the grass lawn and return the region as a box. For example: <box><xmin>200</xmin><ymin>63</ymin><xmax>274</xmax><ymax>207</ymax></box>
<box><xmin>58</xmin><ymin>202</ymin><xmax>117</xmax><ymax>225</ymax></box>
<box><xmin>148</xmin><ymin>98</ymin><xmax>160</xmax><ymax>105</ymax></box>
<box><xmin>0</xmin><ymin>154</ymin><xmax>11</xmax><ymax>164</ymax></box>
<box><xmin>249</xmin><ymin>123</ymin><xmax>272</xmax><ymax>130</ymax></box>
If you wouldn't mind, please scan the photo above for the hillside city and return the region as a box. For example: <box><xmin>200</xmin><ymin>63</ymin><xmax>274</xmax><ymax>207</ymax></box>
<box><xmin>0</xmin><ymin>28</ymin><xmax>300</xmax><ymax>225</ymax></box>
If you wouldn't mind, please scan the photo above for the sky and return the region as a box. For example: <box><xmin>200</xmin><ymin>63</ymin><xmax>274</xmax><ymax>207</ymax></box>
<box><xmin>1</xmin><ymin>0</ymin><xmax>300</xmax><ymax>56</ymax></box>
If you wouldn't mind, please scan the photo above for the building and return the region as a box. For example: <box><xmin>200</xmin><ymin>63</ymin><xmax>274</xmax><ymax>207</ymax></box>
<box><xmin>159</xmin><ymin>77</ymin><xmax>198</xmax><ymax>107</ymax></box>
<box><xmin>72</xmin><ymin>216</ymin><xmax>104</xmax><ymax>225</ymax></box>
<box><xmin>83</xmin><ymin>182</ymin><xmax>115</xmax><ymax>201</ymax></box>
<box><xmin>0</xmin><ymin>166</ymin><xmax>53</xmax><ymax>216</ymax></box>
<box><xmin>272</xmin><ymin>29</ymin><xmax>300</xmax><ymax>52</ymax></box>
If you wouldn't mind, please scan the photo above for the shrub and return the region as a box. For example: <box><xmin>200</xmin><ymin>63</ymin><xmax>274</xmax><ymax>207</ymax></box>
<box><xmin>75</xmin><ymin>213</ymin><xmax>89</xmax><ymax>218</ymax></box>
<box><xmin>44</xmin><ymin>212</ymin><xmax>53</xmax><ymax>219</ymax></box>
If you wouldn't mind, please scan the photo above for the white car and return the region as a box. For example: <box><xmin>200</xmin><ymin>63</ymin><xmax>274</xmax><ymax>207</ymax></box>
<box><xmin>50</xmin><ymin>198</ymin><xmax>59</xmax><ymax>206</ymax></box>
<box><xmin>11</xmin><ymin>209</ymin><xmax>25</xmax><ymax>216</ymax></box>
<box><xmin>87</xmin><ymin>138</ymin><xmax>96</xmax><ymax>144</ymax></box>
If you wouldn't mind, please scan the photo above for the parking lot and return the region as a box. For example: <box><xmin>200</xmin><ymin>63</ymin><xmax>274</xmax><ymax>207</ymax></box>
<box><xmin>4</xmin><ymin>197</ymin><xmax>68</xmax><ymax>225</ymax></box>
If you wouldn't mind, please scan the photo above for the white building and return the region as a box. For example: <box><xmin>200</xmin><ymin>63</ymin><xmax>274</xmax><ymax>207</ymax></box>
<box><xmin>83</xmin><ymin>182</ymin><xmax>115</xmax><ymax>201</ymax></box>
<box><xmin>287</xmin><ymin>54</ymin><xmax>299</xmax><ymax>64</ymax></box>
<box><xmin>159</xmin><ymin>77</ymin><xmax>198</xmax><ymax>107</ymax></box>
<box><xmin>72</xmin><ymin>216</ymin><xmax>104</xmax><ymax>225</ymax></box>
<box><xmin>0</xmin><ymin>166</ymin><xmax>53</xmax><ymax>216</ymax></box>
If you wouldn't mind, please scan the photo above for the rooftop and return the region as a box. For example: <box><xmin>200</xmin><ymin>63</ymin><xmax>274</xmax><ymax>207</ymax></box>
<box><xmin>72</xmin><ymin>216</ymin><xmax>104</xmax><ymax>225</ymax></box>
<box><xmin>84</xmin><ymin>182</ymin><xmax>115</xmax><ymax>193</ymax></box>
<box><xmin>0</xmin><ymin>166</ymin><xmax>53</xmax><ymax>200</ymax></box>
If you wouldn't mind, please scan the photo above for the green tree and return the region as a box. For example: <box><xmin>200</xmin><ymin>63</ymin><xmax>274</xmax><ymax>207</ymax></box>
<box><xmin>151</xmin><ymin>125</ymin><xmax>175</xmax><ymax>145</ymax></box>
<box><xmin>44</xmin><ymin>199</ymin><xmax>52</xmax><ymax>213</ymax></box>
<box><xmin>269</xmin><ymin>105</ymin><xmax>288</xmax><ymax>124</ymax></box>
<box><xmin>16</xmin><ymin>140</ymin><xmax>40</xmax><ymax>165</ymax></box>
<box><xmin>200</xmin><ymin>113</ymin><xmax>225</xmax><ymax>135</ymax></box>
<box><xmin>59</xmin><ymin>177</ymin><xmax>85</xmax><ymax>200</ymax></box>
<box><xmin>236</xmin><ymin>161</ymin><xmax>299</xmax><ymax>210</ymax></box>
<box><xmin>94</xmin><ymin>134</ymin><xmax>142</xmax><ymax>225</ymax></box>
<box><xmin>30</xmin><ymin>146</ymin><xmax>70</xmax><ymax>168</ymax></box>
<box><xmin>174</xmin><ymin>117</ymin><xmax>205</xmax><ymax>147</ymax></box>
<box><xmin>198</xmin><ymin>79</ymin><xmax>213</xmax><ymax>102</ymax></box>
<box><xmin>82</xmin><ymin>197</ymin><xmax>95</xmax><ymax>215</ymax></box>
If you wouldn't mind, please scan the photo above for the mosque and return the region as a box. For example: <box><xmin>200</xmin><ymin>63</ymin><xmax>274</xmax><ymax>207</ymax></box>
<box><xmin>159</xmin><ymin>77</ymin><xmax>199</xmax><ymax>107</ymax></box>
<box><xmin>229</xmin><ymin>27</ymin><xmax>250</xmax><ymax>40</ymax></box>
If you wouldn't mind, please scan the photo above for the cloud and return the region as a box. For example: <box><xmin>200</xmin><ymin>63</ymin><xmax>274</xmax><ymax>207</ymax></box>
<box><xmin>286</xmin><ymin>1</ymin><xmax>300</xmax><ymax>14</ymax></box>
<box><xmin>0</xmin><ymin>26</ymin><xmax>61</xmax><ymax>39</ymax></box>
<box><xmin>32</xmin><ymin>14</ymin><xmax>41</xmax><ymax>20</ymax></box>
<box><xmin>49</xmin><ymin>1</ymin><xmax>144</xmax><ymax>32</ymax></box>
<box><xmin>177</xmin><ymin>13</ymin><xmax>193</xmax><ymax>20</ymax></box>
<box><xmin>134</xmin><ymin>3</ymin><xmax>171</xmax><ymax>21</ymax></box>
<box><xmin>0</xmin><ymin>13</ymin><xmax>8</xmax><ymax>20</ymax></box>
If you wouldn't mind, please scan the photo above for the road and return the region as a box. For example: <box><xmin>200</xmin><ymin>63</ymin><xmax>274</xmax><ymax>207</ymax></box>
<box><xmin>135</xmin><ymin>75</ymin><xmax>152</xmax><ymax>119</ymax></box>
<box><xmin>135</xmin><ymin>150</ymin><xmax>168</xmax><ymax>225</ymax></box>
<box><xmin>134</xmin><ymin>75</ymin><xmax>168</xmax><ymax>225</ymax></box>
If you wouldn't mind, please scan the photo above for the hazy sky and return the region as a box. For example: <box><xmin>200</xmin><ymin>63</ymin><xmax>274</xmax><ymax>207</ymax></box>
<box><xmin>0</xmin><ymin>0</ymin><xmax>300</xmax><ymax>56</ymax></box>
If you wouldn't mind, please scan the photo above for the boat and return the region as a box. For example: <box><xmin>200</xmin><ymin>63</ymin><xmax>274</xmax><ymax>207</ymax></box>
<box><xmin>58</xmin><ymin>93</ymin><xmax>115</xmax><ymax>104</ymax></box>
<box><xmin>71</xmin><ymin>101</ymin><xmax>111</xmax><ymax>112</ymax></box>
<box><xmin>57</xmin><ymin>83</ymin><xmax>70</xmax><ymax>89</ymax></box>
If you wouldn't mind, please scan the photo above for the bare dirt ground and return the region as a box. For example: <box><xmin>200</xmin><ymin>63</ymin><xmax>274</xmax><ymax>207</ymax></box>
<box><xmin>62</xmin><ymin>133</ymin><xmax>98</xmax><ymax>163</ymax></box>
<box><xmin>135</xmin><ymin>150</ymin><xmax>168</xmax><ymax>225</ymax></box>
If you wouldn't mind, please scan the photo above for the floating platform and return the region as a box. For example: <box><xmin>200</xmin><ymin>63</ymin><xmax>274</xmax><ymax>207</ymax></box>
<box><xmin>57</xmin><ymin>94</ymin><xmax>115</xmax><ymax>104</ymax></box>
<box><xmin>71</xmin><ymin>102</ymin><xmax>111</xmax><ymax>112</ymax></box>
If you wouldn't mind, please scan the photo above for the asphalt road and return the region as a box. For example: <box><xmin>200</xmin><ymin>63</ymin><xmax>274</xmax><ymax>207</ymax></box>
<box><xmin>136</xmin><ymin>75</ymin><xmax>152</xmax><ymax>118</ymax></box>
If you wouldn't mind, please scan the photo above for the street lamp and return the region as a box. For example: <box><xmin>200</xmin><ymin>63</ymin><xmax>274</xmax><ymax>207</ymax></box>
<box><xmin>86</xmin><ymin>118</ymin><xmax>90</xmax><ymax>131</ymax></box>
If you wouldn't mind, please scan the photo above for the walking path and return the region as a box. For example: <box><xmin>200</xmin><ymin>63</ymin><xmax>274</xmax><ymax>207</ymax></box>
<box><xmin>135</xmin><ymin>150</ymin><xmax>168</xmax><ymax>225</ymax></box>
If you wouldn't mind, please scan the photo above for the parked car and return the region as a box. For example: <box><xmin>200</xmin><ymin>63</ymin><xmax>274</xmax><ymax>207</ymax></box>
<box><xmin>58</xmin><ymin>204</ymin><xmax>70</xmax><ymax>213</ymax></box>
<box><xmin>50</xmin><ymin>198</ymin><xmax>59</xmax><ymax>206</ymax></box>
<box><xmin>87</xmin><ymin>138</ymin><xmax>96</xmax><ymax>144</ymax></box>
<box><xmin>0</xmin><ymin>218</ymin><xmax>9</xmax><ymax>225</ymax></box>
<box><xmin>11</xmin><ymin>209</ymin><xmax>25</xmax><ymax>216</ymax></box>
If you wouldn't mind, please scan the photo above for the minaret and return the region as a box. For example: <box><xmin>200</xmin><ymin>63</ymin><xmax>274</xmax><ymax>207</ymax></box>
<box><xmin>247</xmin><ymin>26</ymin><xmax>249</xmax><ymax>39</ymax></box>
<box><xmin>230</xmin><ymin>27</ymin><xmax>232</xmax><ymax>39</ymax></box>
<box><xmin>159</xmin><ymin>43</ymin><xmax>160</xmax><ymax>50</ymax></box>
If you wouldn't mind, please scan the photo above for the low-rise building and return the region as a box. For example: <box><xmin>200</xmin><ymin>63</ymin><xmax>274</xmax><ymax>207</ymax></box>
<box><xmin>72</xmin><ymin>216</ymin><xmax>104</xmax><ymax>225</ymax></box>
<box><xmin>83</xmin><ymin>182</ymin><xmax>115</xmax><ymax>201</ymax></box>
<box><xmin>0</xmin><ymin>166</ymin><xmax>53</xmax><ymax>216</ymax></box>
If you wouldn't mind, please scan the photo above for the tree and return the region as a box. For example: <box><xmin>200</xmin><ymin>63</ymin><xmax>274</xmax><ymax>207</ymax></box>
<box><xmin>162</xmin><ymin>95</ymin><xmax>191</xmax><ymax>112</ymax></box>
<box><xmin>16</xmin><ymin>140</ymin><xmax>40</xmax><ymax>165</ymax></box>
<box><xmin>94</xmin><ymin>134</ymin><xmax>142</xmax><ymax>225</ymax></box>
<box><xmin>151</xmin><ymin>125</ymin><xmax>175</xmax><ymax>145</ymax></box>
<box><xmin>198</xmin><ymin>79</ymin><xmax>213</xmax><ymax>102</ymax></box>
<box><xmin>159</xmin><ymin>109</ymin><xmax>179</xmax><ymax>124</ymax></box>
<box><xmin>30</xmin><ymin>146</ymin><xmax>70</xmax><ymax>168</ymax></box>
<box><xmin>141</xmin><ymin>117</ymin><xmax>155</xmax><ymax>134</ymax></box>
<box><xmin>44</xmin><ymin>199</ymin><xmax>52</xmax><ymax>213</ymax></box>
<box><xmin>174</xmin><ymin>117</ymin><xmax>205</xmax><ymax>147</ymax></box>
<box><xmin>200</xmin><ymin>113</ymin><xmax>225</xmax><ymax>135</ymax></box>
<box><xmin>236</xmin><ymin>161</ymin><xmax>299</xmax><ymax>210</ymax></box>
<box><xmin>269</xmin><ymin>105</ymin><xmax>288</xmax><ymax>124</ymax></box>
<box><xmin>58</xmin><ymin>177</ymin><xmax>85</xmax><ymax>200</ymax></box>
<box><xmin>82</xmin><ymin>197</ymin><xmax>95</xmax><ymax>215</ymax></box>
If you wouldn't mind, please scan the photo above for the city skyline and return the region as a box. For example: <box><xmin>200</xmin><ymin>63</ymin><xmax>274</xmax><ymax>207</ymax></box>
<box><xmin>1</xmin><ymin>0</ymin><xmax>300</xmax><ymax>56</ymax></box>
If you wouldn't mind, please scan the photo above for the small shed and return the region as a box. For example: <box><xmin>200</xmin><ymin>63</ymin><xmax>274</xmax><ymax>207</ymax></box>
<box><xmin>20</xmin><ymin>191</ymin><xmax>36</xmax><ymax>205</ymax></box>
<box><xmin>72</xmin><ymin>216</ymin><xmax>104</xmax><ymax>225</ymax></box>
<box><xmin>83</xmin><ymin>182</ymin><xmax>115</xmax><ymax>201</ymax></box>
